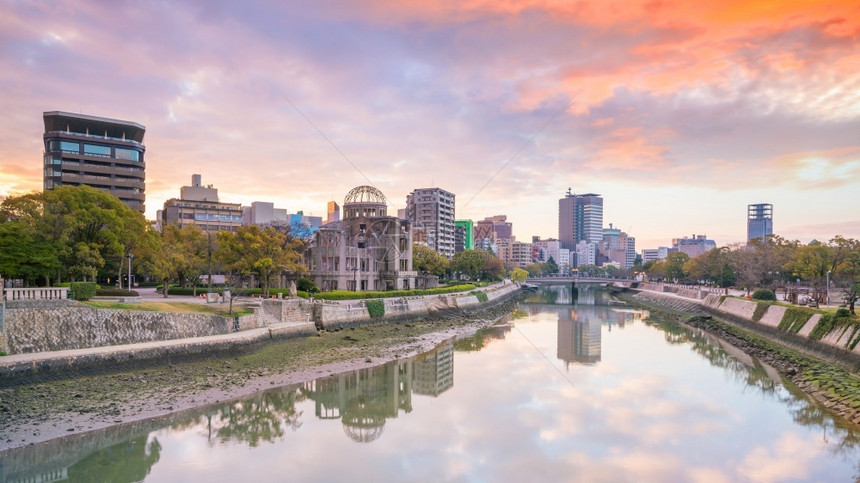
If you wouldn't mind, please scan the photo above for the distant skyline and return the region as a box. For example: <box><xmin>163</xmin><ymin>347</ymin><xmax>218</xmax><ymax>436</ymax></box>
<box><xmin>1</xmin><ymin>1</ymin><xmax>858</xmax><ymax>250</ymax></box>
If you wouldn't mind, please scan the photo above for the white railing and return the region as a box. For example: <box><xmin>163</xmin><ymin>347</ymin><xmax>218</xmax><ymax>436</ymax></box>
<box><xmin>4</xmin><ymin>287</ymin><xmax>69</xmax><ymax>301</ymax></box>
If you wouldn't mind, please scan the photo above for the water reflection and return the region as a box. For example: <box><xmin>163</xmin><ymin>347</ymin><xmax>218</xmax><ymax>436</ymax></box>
<box><xmin>524</xmin><ymin>283</ymin><xmax>612</xmax><ymax>306</ymax></box>
<box><xmin>300</xmin><ymin>340</ymin><xmax>454</xmax><ymax>443</ymax></box>
<box><xmin>524</xmin><ymin>285</ymin><xmax>645</xmax><ymax>368</ymax></box>
<box><xmin>644</xmin><ymin>315</ymin><xmax>860</xmax><ymax>455</ymax></box>
<box><xmin>5</xmin><ymin>287</ymin><xmax>860</xmax><ymax>481</ymax></box>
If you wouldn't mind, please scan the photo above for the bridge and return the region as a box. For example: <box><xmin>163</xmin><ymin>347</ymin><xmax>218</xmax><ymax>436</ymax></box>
<box><xmin>525</xmin><ymin>276</ymin><xmax>637</xmax><ymax>287</ymax></box>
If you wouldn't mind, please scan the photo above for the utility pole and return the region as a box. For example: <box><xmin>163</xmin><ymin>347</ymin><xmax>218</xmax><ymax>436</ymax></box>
<box><xmin>207</xmin><ymin>232</ymin><xmax>213</xmax><ymax>294</ymax></box>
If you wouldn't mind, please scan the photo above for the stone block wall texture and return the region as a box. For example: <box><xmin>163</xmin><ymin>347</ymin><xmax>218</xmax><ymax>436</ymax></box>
<box><xmin>5</xmin><ymin>305</ymin><xmax>232</xmax><ymax>354</ymax></box>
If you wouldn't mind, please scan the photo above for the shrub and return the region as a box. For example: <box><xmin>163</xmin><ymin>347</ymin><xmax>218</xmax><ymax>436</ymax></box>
<box><xmin>366</xmin><ymin>299</ymin><xmax>385</xmax><ymax>318</ymax></box>
<box><xmin>69</xmin><ymin>282</ymin><xmax>99</xmax><ymax>301</ymax></box>
<box><xmin>752</xmin><ymin>289</ymin><xmax>776</xmax><ymax>301</ymax></box>
<box><xmin>296</xmin><ymin>277</ymin><xmax>318</xmax><ymax>293</ymax></box>
<box><xmin>836</xmin><ymin>308</ymin><xmax>851</xmax><ymax>318</ymax></box>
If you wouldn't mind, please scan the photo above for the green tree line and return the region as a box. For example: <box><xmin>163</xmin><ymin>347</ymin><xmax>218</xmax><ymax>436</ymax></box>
<box><xmin>642</xmin><ymin>235</ymin><xmax>860</xmax><ymax>313</ymax></box>
<box><xmin>0</xmin><ymin>187</ymin><xmax>306</xmax><ymax>297</ymax></box>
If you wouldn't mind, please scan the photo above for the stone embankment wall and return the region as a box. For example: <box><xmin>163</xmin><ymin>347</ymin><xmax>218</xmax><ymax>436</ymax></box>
<box><xmin>631</xmin><ymin>290</ymin><xmax>860</xmax><ymax>364</ymax></box>
<box><xmin>313</xmin><ymin>283</ymin><xmax>523</xmax><ymax>331</ymax></box>
<box><xmin>636</xmin><ymin>282</ymin><xmax>716</xmax><ymax>300</ymax></box>
<box><xmin>2</xmin><ymin>300</ymin><xmax>240</xmax><ymax>355</ymax></box>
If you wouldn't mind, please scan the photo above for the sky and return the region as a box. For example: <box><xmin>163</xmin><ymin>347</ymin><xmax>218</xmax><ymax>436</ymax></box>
<box><xmin>1</xmin><ymin>0</ymin><xmax>859</xmax><ymax>250</ymax></box>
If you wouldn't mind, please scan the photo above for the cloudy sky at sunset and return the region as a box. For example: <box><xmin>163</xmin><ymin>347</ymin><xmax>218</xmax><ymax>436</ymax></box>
<box><xmin>1</xmin><ymin>0</ymin><xmax>858</xmax><ymax>249</ymax></box>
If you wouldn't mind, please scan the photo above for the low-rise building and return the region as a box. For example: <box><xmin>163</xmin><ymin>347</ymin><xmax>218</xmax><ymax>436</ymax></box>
<box><xmin>672</xmin><ymin>234</ymin><xmax>717</xmax><ymax>258</ymax></box>
<box><xmin>642</xmin><ymin>247</ymin><xmax>670</xmax><ymax>263</ymax></box>
<box><xmin>161</xmin><ymin>174</ymin><xmax>242</xmax><ymax>233</ymax></box>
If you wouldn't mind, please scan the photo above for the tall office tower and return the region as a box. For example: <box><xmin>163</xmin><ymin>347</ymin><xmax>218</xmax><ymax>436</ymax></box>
<box><xmin>327</xmin><ymin>201</ymin><xmax>341</xmax><ymax>224</ymax></box>
<box><xmin>405</xmin><ymin>187</ymin><xmax>456</xmax><ymax>258</ymax></box>
<box><xmin>747</xmin><ymin>203</ymin><xmax>773</xmax><ymax>242</ymax></box>
<box><xmin>559</xmin><ymin>188</ymin><xmax>603</xmax><ymax>250</ymax></box>
<box><xmin>43</xmin><ymin>111</ymin><xmax>146</xmax><ymax>212</ymax></box>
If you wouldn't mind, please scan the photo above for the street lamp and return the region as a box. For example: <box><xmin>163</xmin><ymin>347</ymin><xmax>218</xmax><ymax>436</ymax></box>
<box><xmin>351</xmin><ymin>267</ymin><xmax>359</xmax><ymax>292</ymax></box>
<box><xmin>827</xmin><ymin>270</ymin><xmax>832</xmax><ymax>310</ymax></box>
<box><xmin>127</xmin><ymin>253</ymin><xmax>134</xmax><ymax>291</ymax></box>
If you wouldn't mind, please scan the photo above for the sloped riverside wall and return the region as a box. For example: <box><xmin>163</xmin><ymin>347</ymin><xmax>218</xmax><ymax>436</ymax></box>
<box><xmin>1</xmin><ymin>300</ymin><xmax>259</xmax><ymax>355</ymax></box>
<box><xmin>632</xmin><ymin>290</ymin><xmax>860</xmax><ymax>366</ymax></box>
<box><xmin>313</xmin><ymin>283</ymin><xmax>523</xmax><ymax>330</ymax></box>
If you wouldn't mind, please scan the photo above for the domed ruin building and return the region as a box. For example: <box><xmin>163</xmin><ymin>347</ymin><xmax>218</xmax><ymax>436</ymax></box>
<box><xmin>307</xmin><ymin>186</ymin><xmax>434</xmax><ymax>291</ymax></box>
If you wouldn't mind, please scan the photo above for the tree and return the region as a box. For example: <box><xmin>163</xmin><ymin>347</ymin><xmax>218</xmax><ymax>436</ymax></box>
<box><xmin>412</xmin><ymin>245</ymin><xmax>449</xmax><ymax>276</ymax></box>
<box><xmin>137</xmin><ymin>227</ymin><xmax>182</xmax><ymax>298</ymax></box>
<box><xmin>481</xmin><ymin>255</ymin><xmax>505</xmax><ymax>281</ymax></box>
<box><xmin>786</xmin><ymin>241</ymin><xmax>834</xmax><ymax>301</ymax></box>
<box><xmin>217</xmin><ymin>225</ymin><xmax>304</xmax><ymax>297</ymax></box>
<box><xmin>664</xmin><ymin>252</ymin><xmax>690</xmax><ymax>282</ymax></box>
<box><xmin>0</xmin><ymin>220</ymin><xmax>61</xmax><ymax>285</ymax></box>
<box><xmin>0</xmin><ymin>192</ymin><xmax>63</xmax><ymax>285</ymax></box>
<box><xmin>45</xmin><ymin>186</ymin><xmax>146</xmax><ymax>282</ymax></box>
<box><xmin>545</xmin><ymin>256</ymin><xmax>559</xmax><ymax>274</ymax></box>
<box><xmin>832</xmin><ymin>238</ymin><xmax>860</xmax><ymax>314</ymax></box>
<box><xmin>167</xmin><ymin>225</ymin><xmax>209</xmax><ymax>294</ymax></box>
<box><xmin>524</xmin><ymin>262</ymin><xmax>546</xmax><ymax>277</ymax></box>
<box><xmin>510</xmin><ymin>267</ymin><xmax>528</xmax><ymax>283</ymax></box>
<box><xmin>452</xmin><ymin>249</ymin><xmax>489</xmax><ymax>281</ymax></box>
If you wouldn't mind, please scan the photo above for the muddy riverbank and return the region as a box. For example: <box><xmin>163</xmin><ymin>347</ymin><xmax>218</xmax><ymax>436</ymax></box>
<box><xmin>0</xmin><ymin>295</ymin><xmax>525</xmax><ymax>451</ymax></box>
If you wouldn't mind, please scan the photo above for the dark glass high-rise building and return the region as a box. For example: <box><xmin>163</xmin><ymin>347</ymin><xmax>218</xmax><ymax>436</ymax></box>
<box><xmin>747</xmin><ymin>203</ymin><xmax>773</xmax><ymax>242</ymax></box>
<box><xmin>43</xmin><ymin>111</ymin><xmax>146</xmax><ymax>212</ymax></box>
<box><xmin>558</xmin><ymin>189</ymin><xmax>603</xmax><ymax>250</ymax></box>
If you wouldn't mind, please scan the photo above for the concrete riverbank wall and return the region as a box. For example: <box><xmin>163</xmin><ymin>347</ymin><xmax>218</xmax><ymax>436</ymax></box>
<box><xmin>0</xmin><ymin>300</ymin><xmax>266</xmax><ymax>356</ymax></box>
<box><xmin>630</xmin><ymin>289</ymin><xmax>860</xmax><ymax>368</ymax></box>
<box><xmin>312</xmin><ymin>282</ymin><xmax>523</xmax><ymax>331</ymax></box>
<box><xmin>0</xmin><ymin>285</ymin><xmax>520</xmax><ymax>378</ymax></box>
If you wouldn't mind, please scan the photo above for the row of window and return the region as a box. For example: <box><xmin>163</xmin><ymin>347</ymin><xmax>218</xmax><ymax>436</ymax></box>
<box><xmin>177</xmin><ymin>212</ymin><xmax>242</xmax><ymax>222</ymax></box>
<box><xmin>47</xmin><ymin>140</ymin><xmax>141</xmax><ymax>161</ymax></box>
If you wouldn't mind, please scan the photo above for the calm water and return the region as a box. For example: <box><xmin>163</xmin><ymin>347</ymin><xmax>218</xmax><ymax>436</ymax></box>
<box><xmin>4</xmin><ymin>285</ymin><xmax>860</xmax><ymax>482</ymax></box>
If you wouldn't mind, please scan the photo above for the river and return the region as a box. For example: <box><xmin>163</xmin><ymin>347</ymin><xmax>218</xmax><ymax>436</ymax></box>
<box><xmin>3</xmin><ymin>285</ymin><xmax>859</xmax><ymax>482</ymax></box>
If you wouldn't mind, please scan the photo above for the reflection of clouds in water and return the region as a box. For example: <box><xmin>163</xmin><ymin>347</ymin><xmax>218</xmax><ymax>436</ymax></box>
<box><xmin>739</xmin><ymin>431</ymin><xmax>821</xmax><ymax>482</ymax></box>
<box><xmin>16</xmin><ymin>301</ymin><xmax>860</xmax><ymax>482</ymax></box>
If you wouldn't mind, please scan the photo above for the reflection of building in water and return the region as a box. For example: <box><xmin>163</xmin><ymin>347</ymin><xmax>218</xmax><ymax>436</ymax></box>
<box><xmin>557</xmin><ymin>309</ymin><xmax>602</xmax><ymax>366</ymax></box>
<box><xmin>301</xmin><ymin>342</ymin><xmax>455</xmax><ymax>442</ymax></box>
<box><xmin>413</xmin><ymin>340</ymin><xmax>454</xmax><ymax>396</ymax></box>
<box><xmin>302</xmin><ymin>360</ymin><xmax>413</xmax><ymax>443</ymax></box>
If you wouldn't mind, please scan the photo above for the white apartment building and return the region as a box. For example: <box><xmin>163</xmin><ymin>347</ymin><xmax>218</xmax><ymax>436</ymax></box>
<box><xmin>405</xmin><ymin>187</ymin><xmax>456</xmax><ymax>258</ymax></box>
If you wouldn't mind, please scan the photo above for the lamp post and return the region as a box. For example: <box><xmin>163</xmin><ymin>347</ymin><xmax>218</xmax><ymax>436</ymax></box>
<box><xmin>352</xmin><ymin>267</ymin><xmax>359</xmax><ymax>292</ymax></box>
<box><xmin>127</xmin><ymin>253</ymin><xmax>134</xmax><ymax>291</ymax></box>
<box><xmin>827</xmin><ymin>270</ymin><xmax>831</xmax><ymax>310</ymax></box>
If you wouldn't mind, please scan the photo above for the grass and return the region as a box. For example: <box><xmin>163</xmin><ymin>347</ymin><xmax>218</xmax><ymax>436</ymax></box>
<box><xmin>82</xmin><ymin>301</ymin><xmax>253</xmax><ymax>317</ymax></box>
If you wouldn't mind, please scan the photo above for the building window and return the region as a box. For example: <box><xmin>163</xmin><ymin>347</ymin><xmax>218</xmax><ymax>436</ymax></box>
<box><xmin>84</xmin><ymin>144</ymin><xmax>112</xmax><ymax>157</ymax></box>
<box><xmin>115</xmin><ymin>148</ymin><xmax>139</xmax><ymax>161</ymax></box>
<box><xmin>51</xmin><ymin>141</ymin><xmax>80</xmax><ymax>153</ymax></box>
